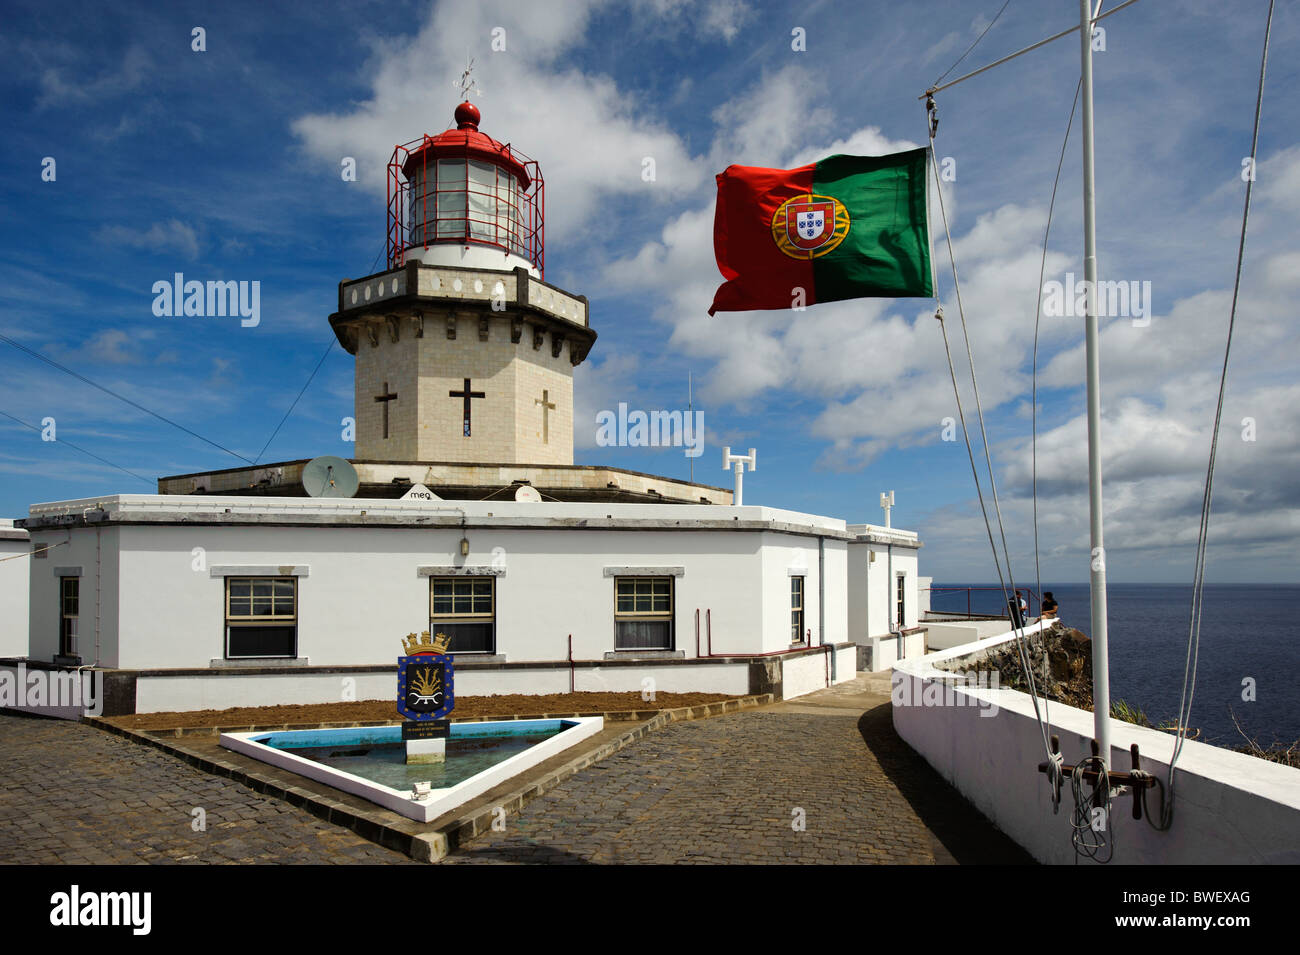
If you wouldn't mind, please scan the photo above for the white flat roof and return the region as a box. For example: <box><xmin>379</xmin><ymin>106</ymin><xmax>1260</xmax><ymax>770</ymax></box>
<box><xmin>23</xmin><ymin>494</ymin><xmax>852</xmax><ymax>537</ymax></box>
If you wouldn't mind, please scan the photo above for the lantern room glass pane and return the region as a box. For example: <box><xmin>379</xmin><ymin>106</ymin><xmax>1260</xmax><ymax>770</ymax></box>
<box><xmin>498</xmin><ymin>175</ymin><xmax>522</xmax><ymax>254</ymax></box>
<box><xmin>436</xmin><ymin>191</ymin><xmax>466</xmax><ymax>239</ymax></box>
<box><xmin>437</xmin><ymin>159</ymin><xmax>466</xmax><ymax>184</ymax></box>
<box><xmin>468</xmin><ymin>160</ymin><xmax>497</xmax><ymax>242</ymax></box>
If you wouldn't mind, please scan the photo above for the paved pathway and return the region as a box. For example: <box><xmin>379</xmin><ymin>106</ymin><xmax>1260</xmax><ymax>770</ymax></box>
<box><xmin>0</xmin><ymin>675</ymin><xmax>1031</xmax><ymax>865</ymax></box>
<box><xmin>0</xmin><ymin>713</ymin><xmax>411</xmax><ymax>864</ymax></box>
<box><xmin>445</xmin><ymin>675</ymin><xmax>1033</xmax><ymax>864</ymax></box>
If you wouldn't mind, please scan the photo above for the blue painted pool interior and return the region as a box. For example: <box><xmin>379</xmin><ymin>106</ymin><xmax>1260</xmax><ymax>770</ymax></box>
<box><xmin>253</xmin><ymin>719</ymin><xmax>578</xmax><ymax>750</ymax></box>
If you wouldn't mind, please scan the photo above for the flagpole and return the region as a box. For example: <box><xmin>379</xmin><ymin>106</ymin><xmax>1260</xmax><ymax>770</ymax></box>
<box><xmin>1078</xmin><ymin>0</ymin><xmax>1112</xmax><ymax>769</ymax></box>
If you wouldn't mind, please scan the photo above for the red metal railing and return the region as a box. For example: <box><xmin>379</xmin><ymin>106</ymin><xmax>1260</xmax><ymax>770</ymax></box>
<box><xmin>386</xmin><ymin>138</ymin><xmax>544</xmax><ymax>276</ymax></box>
<box><xmin>922</xmin><ymin>586</ymin><xmax>1040</xmax><ymax>620</ymax></box>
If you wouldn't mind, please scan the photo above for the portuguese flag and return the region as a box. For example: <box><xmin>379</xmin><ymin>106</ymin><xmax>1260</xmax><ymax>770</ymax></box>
<box><xmin>708</xmin><ymin>149</ymin><xmax>933</xmax><ymax>315</ymax></box>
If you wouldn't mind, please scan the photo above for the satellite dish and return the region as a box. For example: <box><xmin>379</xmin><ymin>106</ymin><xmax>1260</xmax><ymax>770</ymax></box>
<box><xmin>514</xmin><ymin>484</ymin><xmax>542</xmax><ymax>503</ymax></box>
<box><xmin>302</xmin><ymin>456</ymin><xmax>359</xmax><ymax>499</ymax></box>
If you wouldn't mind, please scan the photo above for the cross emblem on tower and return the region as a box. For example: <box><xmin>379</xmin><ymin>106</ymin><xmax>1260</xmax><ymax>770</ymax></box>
<box><xmin>449</xmin><ymin>378</ymin><xmax>486</xmax><ymax>437</ymax></box>
<box><xmin>535</xmin><ymin>389</ymin><xmax>555</xmax><ymax>443</ymax></box>
<box><xmin>374</xmin><ymin>382</ymin><xmax>398</xmax><ymax>439</ymax></box>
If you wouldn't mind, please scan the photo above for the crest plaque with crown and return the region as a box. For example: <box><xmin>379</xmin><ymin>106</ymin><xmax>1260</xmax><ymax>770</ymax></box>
<box><xmin>397</xmin><ymin>630</ymin><xmax>455</xmax><ymax>723</ymax></box>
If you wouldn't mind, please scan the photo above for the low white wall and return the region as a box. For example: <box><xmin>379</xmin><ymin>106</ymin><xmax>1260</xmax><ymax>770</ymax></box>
<box><xmin>923</xmin><ymin>619</ymin><xmax>1014</xmax><ymax>651</ymax></box>
<box><xmin>0</xmin><ymin>531</ymin><xmax>30</xmax><ymax>658</ymax></box>
<box><xmin>865</xmin><ymin>630</ymin><xmax>926</xmax><ymax>671</ymax></box>
<box><xmin>577</xmin><ymin>664</ymin><xmax>750</xmax><ymax>696</ymax></box>
<box><xmin>782</xmin><ymin>650</ymin><xmax>830</xmax><ymax>700</ymax></box>
<box><xmin>136</xmin><ymin>672</ymin><xmax>398</xmax><ymax>714</ymax></box>
<box><xmin>893</xmin><ymin>625</ymin><xmax>1300</xmax><ymax>864</ymax></box>
<box><xmin>834</xmin><ymin>644</ymin><xmax>856</xmax><ymax>684</ymax></box>
<box><xmin>133</xmin><ymin>661</ymin><xmax>757</xmax><ymax>714</ymax></box>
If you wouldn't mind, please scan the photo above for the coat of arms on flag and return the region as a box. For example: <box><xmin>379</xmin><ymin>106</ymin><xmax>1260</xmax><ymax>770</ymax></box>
<box><xmin>772</xmin><ymin>194</ymin><xmax>849</xmax><ymax>259</ymax></box>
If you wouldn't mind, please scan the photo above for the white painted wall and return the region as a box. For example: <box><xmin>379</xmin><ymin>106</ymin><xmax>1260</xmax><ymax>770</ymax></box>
<box><xmin>782</xmin><ymin>650</ymin><xmax>831</xmax><ymax>699</ymax></box>
<box><xmin>893</xmin><ymin>627</ymin><xmax>1300</xmax><ymax>864</ymax></box>
<box><xmin>22</xmin><ymin>498</ymin><xmax>847</xmax><ymax>675</ymax></box>
<box><xmin>924</xmin><ymin>619</ymin><xmax>1018</xmax><ymax>651</ymax></box>
<box><xmin>865</xmin><ymin>630</ymin><xmax>927</xmax><ymax>671</ymax></box>
<box><xmin>26</xmin><ymin>525</ymin><xmax>120</xmax><ymax>666</ymax></box>
<box><xmin>0</xmin><ymin>523</ymin><xmax>30</xmax><ymax>658</ymax></box>
<box><xmin>846</xmin><ymin>537</ymin><xmax>920</xmax><ymax>647</ymax></box>
<box><xmin>133</xmin><ymin>661</ymin><xmax>757</xmax><ymax>714</ymax></box>
<box><xmin>109</xmin><ymin>523</ymin><xmax>809</xmax><ymax>669</ymax></box>
<box><xmin>758</xmin><ymin>534</ymin><xmax>847</xmax><ymax>651</ymax></box>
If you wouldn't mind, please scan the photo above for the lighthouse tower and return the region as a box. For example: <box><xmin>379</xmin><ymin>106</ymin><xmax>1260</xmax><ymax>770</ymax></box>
<box><xmin>327</xmin><ymin>102</ymin><xmax>597</xmax><ymax>465</ymax></box>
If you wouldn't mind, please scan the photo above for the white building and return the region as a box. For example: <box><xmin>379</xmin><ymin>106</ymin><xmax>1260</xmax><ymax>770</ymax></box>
<box><xmin>18</xmin><ymin>496</ymin><xmax>863</xmax><ymax>713</ymax></box>
<box><xmin>4</xmin><ymin>102</ymin><xmax>924</xmax><ymax>715</ymax></box>
<box><xmin>0</xmin><ymin>520</ymin><xmax>29</xmax><ymax>658</ymax></box>
<box><xmin>847</xmin><ymin>523</ymin><xmax>924</xmax><ymax>671</ymax></box>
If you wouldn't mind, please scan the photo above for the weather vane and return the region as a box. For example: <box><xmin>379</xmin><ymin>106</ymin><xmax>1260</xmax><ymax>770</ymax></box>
<box><xmin>453</xmin><ymin>57</ymin><xmax>483</xmax><ymax>99</ymax></box>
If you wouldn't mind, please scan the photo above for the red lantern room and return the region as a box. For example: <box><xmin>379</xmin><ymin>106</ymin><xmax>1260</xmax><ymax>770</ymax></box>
<box><xmin>387</xmin><ymin>102</ymin><xmax>545</xmax><ymax>277</ymax></box>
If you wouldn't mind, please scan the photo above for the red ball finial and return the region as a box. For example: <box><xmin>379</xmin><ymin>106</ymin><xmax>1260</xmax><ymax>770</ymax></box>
<box><xmin>454</xmin><ymin>101</ymin><xmax>480</xmax><ymax>130</ymax></box>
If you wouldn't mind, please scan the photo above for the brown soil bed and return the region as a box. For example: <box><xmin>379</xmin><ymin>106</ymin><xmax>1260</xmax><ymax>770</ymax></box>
<box><xmin>104</xmin><ymin>691</ymin><xmax>746</xmax><ymax>731</ymax></box>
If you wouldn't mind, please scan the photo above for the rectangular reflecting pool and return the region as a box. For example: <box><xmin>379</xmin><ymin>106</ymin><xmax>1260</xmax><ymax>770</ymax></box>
<box><xmin>220</xmin><ymin>717</ymin><xmax>604</xmax><ymax>823</ymax></box>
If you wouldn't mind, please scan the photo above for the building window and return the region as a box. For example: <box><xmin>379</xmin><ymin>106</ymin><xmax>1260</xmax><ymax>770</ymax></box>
<box><xmin>614</xmin><ymin>577</ymin><xmax>673</xmax><ymax>650</ymax></box>
<box><xmin>896</xmin><ymin>574</ymin><xmax>907</xmax><ymax>629</ymax></box>
<box><xmin>431</xmin><ymin>577</ymin><xmax>495</xmax><ymax>653</ymax></box>
<box><xmin>791</xmin><ymin>576</ymin><xmax>805</xmax><ymax>644</ymax></box>
<box><xmin>226</xmin><ymin>577</ymin><xmax>297</xmax><ymax>658</ymax></box>
<box><xmin>59</xmin><ymin>577</ymin><xmax>79</xmax><ymax>657</ymax></box>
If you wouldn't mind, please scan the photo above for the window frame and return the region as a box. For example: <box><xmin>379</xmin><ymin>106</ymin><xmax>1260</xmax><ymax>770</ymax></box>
<box><xmin>613</xmin><ymin>576</ymin><xmax>675</xmax><ymax>651</ymax></box>
<box><xmin>59</xmin><ymin>576</ymin><xmax>79</xmax><ymax>657</ymax></box>
<box><xmin>430</xmin><ymin>576</ymin><xmax>496</xmax><ymax>654</ymax></box>
<box><xmin>896</xmin><ymin>573</ymin><xmax>907</xmax><ymax>630</ymax></box>
<box><xmin>224</xmin><ymin>575</ymin><xmax>298</xmax><ymax>660</ymax></box>
<box><xmin>791</xmin><ymin>575</ymin><xmax>806</xmax><ymax>645</ymax></box>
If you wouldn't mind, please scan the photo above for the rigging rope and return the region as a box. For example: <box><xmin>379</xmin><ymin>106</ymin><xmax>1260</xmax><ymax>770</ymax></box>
<box><xmin>932</xmin><ymin>0</ymin><xmax>1013</xmax><ymax>87</ymax></box>
<box><xmin>1161</xmin><ymin>0</ymin><xmax>1275</xmax><ymax>832</ymax></box>
<box><xmin>926</xmin><ymin>111</ymin><xmax>1055</xmax><ymax>773</ymax></box>
<box><xmin>1032</xmin><ymin>75</ymin><xmax>1083</xmax><ymax>699</ymax></box>
<box><xmin>1069</xmin><ymin>756</ymin><xmax>1113</xmax><ymax>862</ymax></box>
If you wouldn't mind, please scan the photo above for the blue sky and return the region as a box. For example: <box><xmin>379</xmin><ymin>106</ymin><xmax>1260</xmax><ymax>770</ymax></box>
<box><xmin>2</xmin><ymin>0</ymin><xmax>1298</xmax><ymax>583</ymax></box>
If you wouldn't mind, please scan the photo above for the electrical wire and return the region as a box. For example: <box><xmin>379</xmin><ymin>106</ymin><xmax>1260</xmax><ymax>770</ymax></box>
<box><xmin>0</xmin><ymin>409</ymin><xmax>154</xmax><ymax>487</ymax></box>
<box><xmin>253</xmin><ymin>338</ymin><xmax>337</xmax><ymax>464</ymax></box>
<box><xmin>0</xmin><ymin>332</ymin><xmax>253</xmax><ymax>464</ymax></box>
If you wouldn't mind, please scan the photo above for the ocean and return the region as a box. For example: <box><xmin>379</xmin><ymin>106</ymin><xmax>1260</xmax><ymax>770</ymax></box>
<box><xmin>929</xmin><ymin>583</ymin><xmax>1300</xmax><ymax>749</ymax></box>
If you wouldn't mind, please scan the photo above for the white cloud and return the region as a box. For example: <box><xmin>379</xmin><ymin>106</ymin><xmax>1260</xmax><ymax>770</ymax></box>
<box><xmin>291</xmin><ymin>0</ymin><xmax>704</xmax><ymax>240</ymax></box>
<box><xmin>97</xmin><ymin>220</ymin><xmax>201</xmax><ymax>260</ymax></box>
<box><xmin>36</xmin><ymin>45</ymin><xmax>150</xmax><ymax>109</ymax></box>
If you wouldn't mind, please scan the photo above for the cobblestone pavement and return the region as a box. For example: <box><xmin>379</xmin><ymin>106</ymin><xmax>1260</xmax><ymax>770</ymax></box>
<box><xmin>0</xmin><ymin>714</ymin><xmax>411</xmax><ymax>864</ymax></box>
<box><xmin>445</xmin><ymin>678</ymin><xmax>1033</xmax><ymax>865</ymax></box>
<box><xmin>0</xmin><ymin>676</ymin><xmax>1032</xmax><ymax>865</ymax></box>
